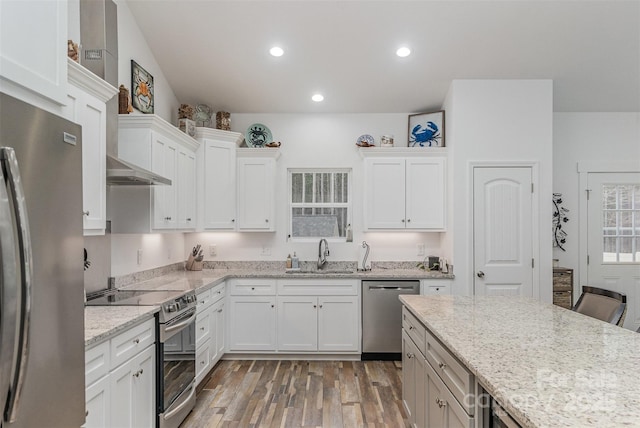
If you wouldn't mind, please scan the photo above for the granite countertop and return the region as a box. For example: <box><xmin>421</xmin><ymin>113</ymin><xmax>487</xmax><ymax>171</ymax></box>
<box><xmin>85</xmin><ymin>267</ymin><xmax>452</xmax><ymax>348</ymax></box>
<box><xmin>400</xmin><ymin>295</ymin><xmax>640</xmax><ymax>428</ymax></box>
<box><xmin>85</xmin><ymin>305</ymin><xmax>159</xmax><ymax>347</ymax></box>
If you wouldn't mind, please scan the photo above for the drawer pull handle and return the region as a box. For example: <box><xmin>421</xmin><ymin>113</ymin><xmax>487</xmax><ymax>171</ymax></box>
<box><xmin>251</xmin><ymin>287</ymin><xmax>255</xmax><ymax>290</ymax></box>
<box><xmin>438</xmin><ymin>362</ymin><xmax>446</xmax><ymax>369</ymax></box>
<box><xmin>409</xmin><ymin>326</ymin><xmax>414</xmax><ymax>330</ymax></box>
<box><xmin>436</xmin><ymin>398</ymin><xmax>446</xmax><ymax>408</ymax></box>
<box><xmin>406</xmin><ymin>352</ymin><xmax>414</xmax><ymax>359</ymax></box>
<box><xmin>133</xmin><ymin>338</ymin><xmax>140</xmax><ymax>344</ymax></box>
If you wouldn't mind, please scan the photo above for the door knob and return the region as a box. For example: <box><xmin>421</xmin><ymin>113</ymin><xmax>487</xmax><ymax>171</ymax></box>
<box><xmin>477</xmin><ymin>271</ymin><xmax>485</xmax><ymax>278</ymax></box>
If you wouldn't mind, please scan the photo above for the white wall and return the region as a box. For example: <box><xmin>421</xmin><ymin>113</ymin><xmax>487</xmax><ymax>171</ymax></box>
<box><xmin>115</xmin><ymin>0</ymin><xmax>179</xmax><ymax>123</ymax></box>
<box><xmin>442</xmin><ymin>80</ymin><xmax>554</xmax><ymax>299</ymax></box>
<box><xmin>110</xmin><ymin>233</ymin><xmax>185</xmax><ymax>276</ymax></box>
<box><xmin>184</xmin><ymin>113</ymin><xmax>444</xmax><ymax>265</ymax></box>
<box><xmin>552</xmin><ymin>112</ymin><xmax>640</xmax><ymax>288</ymax></box>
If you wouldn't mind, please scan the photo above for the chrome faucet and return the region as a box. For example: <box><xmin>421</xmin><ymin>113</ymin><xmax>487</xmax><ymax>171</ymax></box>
<box><xmin>318</xmin><ymin>238</ymin><xmax>330</xmax><ymax>269</ymax></box>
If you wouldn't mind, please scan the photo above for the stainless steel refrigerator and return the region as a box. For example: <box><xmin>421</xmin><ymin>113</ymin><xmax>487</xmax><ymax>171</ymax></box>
<box><xmin>1</xmin><ymin>93</ymin><xmax>85</xmax><ymax>427</ymax></box>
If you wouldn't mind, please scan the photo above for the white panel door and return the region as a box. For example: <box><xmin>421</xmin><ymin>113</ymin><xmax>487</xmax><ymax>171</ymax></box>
<box><xmin>178</xmin><ymin>148</ymin><xmax>196</xmax><ymax>229</ymax></box>
<box><xmin>237</xmin><ymin>157</ymin><xmax>274</xmax><ymax>230</ymax></box>
<box><xmin>84</xmin><ymin>376</ymin><xmax>110</xmax><ymax>428</ymax></box>
<box><xmin>474</xmin><ymin>167</ymin><xmax>533</xmax><ymax>296</ymax></box>
<box><xmin>587</xmin><ymin>173</ymin><xmax>640</xmax><ymax>329</ymax></box>
<box><xmin>151</xmin><ymin>135</ymin><xmax>177</xmax><ymax>229</ymax></box>
<box><xmin>365</xmin><ymin>158</ymin><xmax>406</xmax><ymax>229</ymax></box>
<box><xmin>228</xmin><ymin>296</ymin><xmax>276</xmax><ymax>351</ymax></box>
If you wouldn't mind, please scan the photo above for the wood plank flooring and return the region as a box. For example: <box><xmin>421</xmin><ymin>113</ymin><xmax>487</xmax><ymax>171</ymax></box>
<box><xmin>181</xmin><ymin>360</ymin><xmax>409</xmax><ymax>428</ymax></box>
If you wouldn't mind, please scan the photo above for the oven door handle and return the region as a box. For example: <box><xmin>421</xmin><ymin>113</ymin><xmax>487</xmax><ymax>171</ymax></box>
<box><xmin>164</xmin><ymin>311</ymin><xmax>196</xmax><ymax>334</ymax></box>
<box><xmin>164</xmin><ymin>382</ymin><xmax>196</xmax><ymax>420</ymax></box>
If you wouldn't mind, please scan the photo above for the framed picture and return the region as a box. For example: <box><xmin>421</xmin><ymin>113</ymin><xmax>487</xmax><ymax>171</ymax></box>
<box><xmin>408</xmin><ymin>110</ymin><xmax>445</xmax><ymax>147</ymax></box>
<box><xmin>131</xmin><ymin>60</ymin><xmax>154</xmax><ymax>114</ymax></box>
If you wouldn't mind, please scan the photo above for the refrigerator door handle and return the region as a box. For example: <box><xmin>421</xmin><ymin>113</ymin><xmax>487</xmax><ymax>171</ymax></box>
<box><xmin>0</xmin><ymin>147</ymin><xmax>33</xmax><ymax>423</ymax></box>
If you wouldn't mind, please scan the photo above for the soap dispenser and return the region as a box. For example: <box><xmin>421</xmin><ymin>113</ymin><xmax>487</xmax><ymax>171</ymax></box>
<box><xmin>291</xmin><ymin>252</ymin><xmax>299</xmax><ymax>269</ymax></box>
<box><xmin>286</xmin><ymin>254</ymin><xmax>292</xmax><ymax>269</ymax></box>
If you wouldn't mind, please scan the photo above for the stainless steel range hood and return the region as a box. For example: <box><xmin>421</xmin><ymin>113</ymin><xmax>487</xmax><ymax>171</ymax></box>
<box><xmin>81</xmin><ymin>0</ymin><xmax>171</xmax><ymax>186</ymax></box>
<box><xmin>106</xmin><ymin>155</ymin><xmax>171</xmax><ymax>185</ymax></box>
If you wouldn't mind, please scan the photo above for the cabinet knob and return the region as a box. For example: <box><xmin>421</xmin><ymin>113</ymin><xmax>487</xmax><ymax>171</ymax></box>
<box><xmin>86</xmin><ymin>411</ymin><xmax>89</xmax><ymax>417</ymax></box>
<box><xmin>407</xmin><ymin>219</ymin><xmax>411</xmax><ymax>223</ymax></box>
<box><xmin>133</xmin><ymin>338</ymin><xmax>140</xmax><ymax>344</ymax></box>
<box><xmin>231</xmin><ymin>219</ymin><xmax>235</xmax><ymax>223</ymax></box>
<box><xmin>83</xmin><ymin>210</ymin><xmax>90</xmax><ymax>216</ymax></box>
<box><xmin>409</xmin><ymin>326</ymin><xmax>414</xmax><ymax>330</ymax></box>
<box><xmin>401</xmin><ymin>219</ymin><xmax>405</xmax><ymax>223</ymax></box>
<box><xmin>187</xmin><ymin>218</ymin><xmax>192</xmax><ymax>222</ymax></box>
<box><xmin>217</xmin><ymin>309</ymin><xmax>223</xmax><ymax>313</ymax></box>
<box><xmin>319</xmin><ymin>304</ymin><xmax>323</xmax><ymax>308</ymax></box>
<box><xmin>438</xmin><ymin>362</ymin><xmax>447</xmax><ymax>369</ymax></box>
<box><xmin>477</xmin><ymin>271</ymin><xmax>485</xmax><ymax>278</ymax></box>
<box><xmin>271</xmin><ymin>304</ymin><xmax>275</xmax><ymax>308</ymax></box>
<box><xmin>436</xmin><ymin>398</ymin><xmax>446</xmax><ymax>408</ymax></box>
<box><xmin>406</xmin><ymin>352</ymin><xmax>414</xmax><ymax>359</ymax></box>
<box><xmin>313</xmin><ymin>304</ymin><xmax>317</xmax><ymax>308</ymax></box>
<box><xmin>251</xmin><ymin>287</ymin><xmax>255</xmax><ymax>291</ymax></box>
<box><xmin>265</xmin><ymin>219</ymin><xmax>269</xmax><ymax>223</ymax></box>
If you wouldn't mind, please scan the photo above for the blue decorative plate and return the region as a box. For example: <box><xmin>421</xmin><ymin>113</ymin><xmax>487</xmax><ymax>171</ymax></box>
<box><xmin>356</xmin><ymin>134</ymin><xmax>375</xmax><ymax>147</ymax></box>
<box><xmin>245</xmin><ymin>123</ymin><xmax>272</xmax><ymax>147</ymax></box>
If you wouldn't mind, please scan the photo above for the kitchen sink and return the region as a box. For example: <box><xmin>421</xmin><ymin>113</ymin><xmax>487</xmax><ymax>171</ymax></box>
<box><xmin>285</xmin><ymin>270</ymin><xmax>355</xmax><ymax>275</ymax></box>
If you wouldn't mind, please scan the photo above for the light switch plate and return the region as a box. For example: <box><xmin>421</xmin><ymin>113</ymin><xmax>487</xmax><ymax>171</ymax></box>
<box><xmin>417</xmin><ymin>243</ymin><xmax>425</xmax><ymax>257</ymax></box>
<box><xmin>209</xmin><ymin>244</ymin><xmax>217</xmax><ymax>257</ymax></box>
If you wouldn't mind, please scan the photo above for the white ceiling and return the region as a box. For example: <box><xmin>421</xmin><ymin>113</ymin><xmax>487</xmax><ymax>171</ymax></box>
<box><xmin>126</xmin><ymin>0</ymin><xmax>640</xmax><ymax>114</ymax></box>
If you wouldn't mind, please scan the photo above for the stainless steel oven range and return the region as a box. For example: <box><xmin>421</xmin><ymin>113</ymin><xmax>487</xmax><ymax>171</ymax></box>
<box><xmin>87</xmin><ymin>288</ymin><xmax>197</xmax><ymax>428</ymax></box>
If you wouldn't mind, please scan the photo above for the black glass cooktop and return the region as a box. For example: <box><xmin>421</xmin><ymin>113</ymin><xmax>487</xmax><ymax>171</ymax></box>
<box><xmin>86</xmin><ymin>289</ymin><xmax>187</xmax><ymax>306</ymax></box>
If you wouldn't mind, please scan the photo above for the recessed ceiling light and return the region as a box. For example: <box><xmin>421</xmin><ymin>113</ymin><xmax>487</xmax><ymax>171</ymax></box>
<box><xmin>269</xmin><ymin>46</ymin><xmax>284</xmax><ymax>57</ymax></box>
<box><xmin>396</xmin><ymin>47</ymin><xmax>411</xmax><ymax>57</ymax></box>
<box><xmin>311</xmin><ymin>93</ymin><xmax>324</xmax><ymax>102</ymax></box>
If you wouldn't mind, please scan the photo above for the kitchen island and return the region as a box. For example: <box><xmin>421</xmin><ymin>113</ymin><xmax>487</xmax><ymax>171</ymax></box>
<box><xmin>400</xmin><ymin>295</ymin><xmax>640</xmax><ymax>427</ymax></box>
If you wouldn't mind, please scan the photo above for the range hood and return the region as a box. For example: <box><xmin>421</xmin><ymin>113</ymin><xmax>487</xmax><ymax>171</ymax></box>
<box><xmin>80</xmin><ymin>0</ymin><xmax>171</xmax><ymax>186</ymax></box>
<box><xmin>106</xmin><ymin>155</ymin><xmax>171</xmax><ymax>185</ymax></box>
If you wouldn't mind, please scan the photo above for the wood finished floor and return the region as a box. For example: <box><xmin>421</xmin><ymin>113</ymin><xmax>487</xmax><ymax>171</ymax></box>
<box><xmin>181</xmin><ymin>360</ymin><xmax>409</xmax><ymax>428</ymax></box>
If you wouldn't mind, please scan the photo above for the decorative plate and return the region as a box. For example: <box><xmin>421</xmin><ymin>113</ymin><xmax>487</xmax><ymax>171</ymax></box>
<box><xmin>356</xmin><ymin>134</ymin><xmax>375</xmax><ymax>147</ymax></box>
<box><xmin>245</xmin><ymin>123</ymin><xmax>272</xmax><ymax>147</ymax></box>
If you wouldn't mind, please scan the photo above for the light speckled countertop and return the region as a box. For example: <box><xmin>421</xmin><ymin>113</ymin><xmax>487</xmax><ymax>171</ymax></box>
<box><xmin>85</xmin><ymin>306</ymin><xmax>159</xmax><ymax>347</ymax></box>
<box><xmin>400</xmin><ymin>295</ymin><xmax>640</xmax><ymax>428</ymax></box>
<box><xmin>86</xmin><ymin>267</ymin><xmax>449</xmax><ymax>347</ymax></box>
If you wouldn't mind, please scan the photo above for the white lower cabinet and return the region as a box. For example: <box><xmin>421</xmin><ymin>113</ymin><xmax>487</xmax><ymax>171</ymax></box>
<box><xmin>228</xmin><ymin>296</ymin><xmax>277</xmax><ymax>351</ymax></box>
<box><xmin>228</xmin><ymin>279</ymin><xmax>360</xmax><ymax>354</ymax></box>
<box><xmin>195</xmin><ymin>283</ymin><xmax>226</xmax><ymax>386</ymax></box>
<box><xmin>110</xmin><ymin>345</ymin><xmax>155</xmax><ymax>428</ymax></box>
<box><xmin>84</xmin><ymin>318</ymin><xmax>156</xmax><ymax>428</ymax></box>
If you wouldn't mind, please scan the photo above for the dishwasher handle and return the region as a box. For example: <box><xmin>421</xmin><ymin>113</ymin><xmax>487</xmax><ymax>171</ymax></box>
<box><xmin>368</xmin><ymin>286</ymin><xmax>417</xmax><ymax>290</ymax></box>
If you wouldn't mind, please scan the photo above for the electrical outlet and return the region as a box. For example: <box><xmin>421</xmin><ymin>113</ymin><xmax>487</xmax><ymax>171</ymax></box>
<box><xmin>261</xmin><ymin>246</ymin><xmax>271</xmax><ymax>256</ymax></box>
<box><xmin>417</xmin><ymin>243</ymin><xmax>425</xmax><ymax>257</ymax></box>
<box><xmin>209</xmin><ymin>244</ymin><xmax>217</xmax><ymax>257</ymax></box>
<box><xmin>137</xmin><ymin>249</ymin><xmax>143</xmax><ymax>265</ymax></box>
<box><xmin>167</xmin><ymin>248</ymin><xmax>172</xmax><ymax>260</ymax></box>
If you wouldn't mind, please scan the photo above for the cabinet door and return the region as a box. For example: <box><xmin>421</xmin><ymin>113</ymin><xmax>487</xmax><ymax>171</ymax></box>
<box><xmin>237</xmin><ymin>157</ymin><xmax>275</xmax><ymax>230</ymax></box>
<box><xmin>364</xmin><ymin>158</ymin><xmax>406</xmax><ymax>229</ymax></box>
<box><xmin>402</xmin><ymin>331</ymin><xmax>417</xmax><ymax>423</ymax></box>
<box><xmin>318</xmin><ymin>296</ymin><xmax>359</xmax><ymax>351</ymax></box>
<box><xmin>228</xmin><ymin>296</ymin><xmax>276</xmax><ymax>351</ymax></box>
<box><xmin>195</xmin><ymin>339</ymin><xmax>212</xmax><ymax>386</ymax></box>
<box><xmin>66</xmin><ymin>86</ymin><xmax>107</xmax><ymax>235</ymax></box>
<box><xmin>203</xmin><ymin>141</ymin><xmax>236</xmax><ymax>229</ymax></box>
<box><xmin>212</xmin><ymin>300</ymin><xmax>225</xmax><ymax>366</ymax></box>
<box><xmin>0</xmin><ymin>0</ymin><xmax>67</xmax><ymax>105</ymax></box>
<box><xmin>131</xmin><ymin>346</ymin><xmax>155</xmax><ymax>428</ymax></box>
<box><xmin>151</xmin><ymin>134</ymin><xmax>178</xmax><ymax>229</ymax></box>
<box><xmin>177</xmin><ymin>148</ymin><xmax>196</xmax><ymax>229</ymax></box>
<box><xmin>277</xmin><ymin>296</ymin><xmax>318</xmax><ymax>351</ymax></box>
<box><xmin>110</xmin><ymin>345</ymin><xmax>155</xmax><ymax>428</ymax></box>
<box><xmin>84</xmin><ymin>376</ymin><xmax>110</xmax><ymax>428</ymax></box>
<box><xmin>406</xmin><ymin>158</ymin><xmax>445</xmax><ymax>229</ymax></box>
<box><xmin>425</xmin><ymin>358</ymin><xmax>473</xmax><ymax>428</ymax></box>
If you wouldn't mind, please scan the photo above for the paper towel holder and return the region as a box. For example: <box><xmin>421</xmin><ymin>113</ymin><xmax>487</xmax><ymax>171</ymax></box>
<box><xmin>358</xmin><ymin>241</ymin><xmax>371</xmax><ymax>272</ymax></box>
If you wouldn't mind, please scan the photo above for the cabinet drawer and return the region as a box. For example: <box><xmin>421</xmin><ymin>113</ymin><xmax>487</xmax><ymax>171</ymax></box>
<box><xmin>228</xmin><ymin>279</ymin><xmax>276</xmax><ymax>295</ymax></box>
<box><xmin>278</xmin><ymin>279</ymin><xmax>358</xmax><ymax>296</ymax></box>
<box><xmin>196</xmin><ymin>288</ymin><xmax>212</xmax><ymax>313</ymax></box>
<box><xmin>422</xmin><ymin>282</ymin><xmax>451</xmax><ymax>295</ymax></box>
<box><xmin>211</xmin><ymin>283</ymin><xmax>226</xmax><ymax>303</ymax></box>
<box><xmin>110</xmin><ymin>318</ymin><xmax>155</xmax><ymax>369</ymax></box>
<box><xmin>85</xmin><ymin>341</ymin><xmax>110</xmax><ymax>387</ymax></box>
<box><xmin>402</xmin><ymin>307</ymin><xmax>426</xmax><ymax>355</ymax></box>
<box><xmin>424</xmin><ymin>328</ymin><xmax>474</xmax><ymax>416</ymax></box>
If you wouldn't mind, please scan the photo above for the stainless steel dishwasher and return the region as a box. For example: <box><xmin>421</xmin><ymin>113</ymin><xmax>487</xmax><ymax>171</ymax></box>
<box><xmin>362</xmin><ymin>280</ymin><xmax>420</xmax><ymax>360</ymax></box>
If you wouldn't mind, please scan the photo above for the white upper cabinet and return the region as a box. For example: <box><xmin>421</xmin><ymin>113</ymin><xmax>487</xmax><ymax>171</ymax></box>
<box><xmin>65</xmin><ymin>59</ymin><xmax>118</xmax><ymax>236</ymax></box>
<box><xmin>0</xmin><ymin>0</ymin><xmax>68</xmax><ymax>107</ymax></box>
<box><xmin>109</xmin><ymin>115</ymin><xmax>199</xmax><ymax>233</ymax></box>
<box><xmin>363</xmin><ymin>150</ymin><xmax>446</xmax><ymax>231</ymax></box>
<box><xmin>196</xmin><ymin>128</ymin><xmax>279</xmax><ymax>232</ymax></box>
<box><xmin>237</xmin><ymin>150</ymin><xmax>278</xmax><ymax>231</ymax></box>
